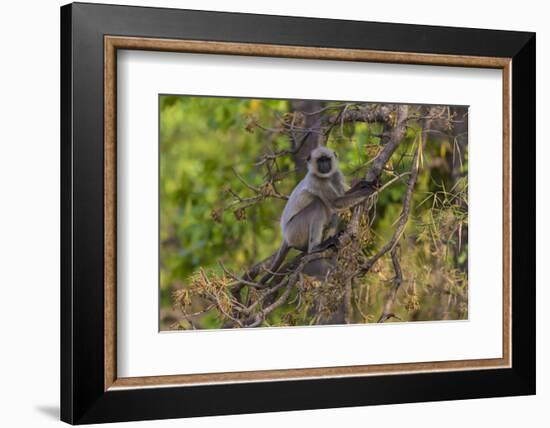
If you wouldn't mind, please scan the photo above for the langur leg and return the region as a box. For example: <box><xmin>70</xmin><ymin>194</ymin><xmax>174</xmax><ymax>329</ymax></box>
<box><xmin>260</xmin><ymin>206</ymin><xmax>314</xmax><ymax>284</ymax></box>
<box><xmin>307</xmin><ymin>210</ymin><xmax>326</xmax><ymax>254</ymax></box>
<box><xmin>311</xmin><ymin>213</ymin><xmax>340</xmax><ymax>252</ymax></box>
<box><xmin>324</xmin><ymin>213</ymin><xmax>339</xmax><ymax>240</ymax></box>
<box><xmin>303</xmin><ymin>203</ymin><xmax>333</xmax><ymax>279</ymax></box>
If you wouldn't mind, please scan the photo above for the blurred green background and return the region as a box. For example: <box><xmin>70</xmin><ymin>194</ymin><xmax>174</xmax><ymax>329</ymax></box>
<box><xmin>159</xmin><ymin>95</ymin><xmax>468</xmax><ymax>330</ymax></box>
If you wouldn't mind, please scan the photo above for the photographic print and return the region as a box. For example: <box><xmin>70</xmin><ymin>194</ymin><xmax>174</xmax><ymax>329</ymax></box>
<box><xmin>160</xmin><ymin>95</ymin><xmax>468</xmax><ymax>330</ymax></box>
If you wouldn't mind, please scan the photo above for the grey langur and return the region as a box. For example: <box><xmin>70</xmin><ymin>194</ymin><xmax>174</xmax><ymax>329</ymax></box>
<box><xmin>260</xmin><ymin>146</ymin><xmax>378</xmax><ymax>283</ymax></box>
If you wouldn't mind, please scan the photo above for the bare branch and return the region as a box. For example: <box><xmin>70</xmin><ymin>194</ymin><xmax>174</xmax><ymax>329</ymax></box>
<box><xmin>247</xmin><ymin>277</ymin><xmax>295</xmax><ymax>327</ymax></box>
<box><xmin>361</xmin><ymin>138</ymin><xmax>421</xmax><ymax>275</ymax></box>
<box><xmin>365</xmin><ymin>105</ymin><xmax>409</xmax><ymax>182</ymax></box>
<box><xmin>377</xmin><ymin>245</ymin><xmax>404</xmax><ymax>323</ymax></box>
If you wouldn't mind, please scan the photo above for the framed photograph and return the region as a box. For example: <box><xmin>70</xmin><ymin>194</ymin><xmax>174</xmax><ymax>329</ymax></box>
<box><xmin>61</xmin><ymin>2</ymin><xmax>536</xmax><ymax>424</ymax></box>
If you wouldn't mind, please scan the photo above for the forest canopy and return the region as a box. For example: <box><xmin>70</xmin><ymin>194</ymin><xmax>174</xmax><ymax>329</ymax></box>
<box><xmin>160</xmin><ymin>95</ymin><xmax>468</xmax><ymax>330</ymax></box>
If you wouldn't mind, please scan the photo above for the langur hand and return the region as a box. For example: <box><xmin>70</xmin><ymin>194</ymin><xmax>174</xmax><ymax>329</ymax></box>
<box><xmin>348</xmin><ymin>178</ymin><xmax>380</xmax><ymax>194</ymax></box>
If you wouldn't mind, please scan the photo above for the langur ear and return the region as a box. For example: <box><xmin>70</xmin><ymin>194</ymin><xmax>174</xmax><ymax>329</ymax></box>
<box><xmin>334</xmin><ymin>152</ymin><xmax>339</xmax><ymax>158</ymax></box>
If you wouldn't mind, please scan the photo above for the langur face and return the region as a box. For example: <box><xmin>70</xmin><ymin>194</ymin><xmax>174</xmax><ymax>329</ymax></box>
<box><xmin>316</xmin><ymin>155</ymin><xmax>332</xmax><ymax>174</ymax></box>
<box><xmin>308</xmin><ymin>147</ymin><xmax>338</xmax><ymax>177</ymax></box>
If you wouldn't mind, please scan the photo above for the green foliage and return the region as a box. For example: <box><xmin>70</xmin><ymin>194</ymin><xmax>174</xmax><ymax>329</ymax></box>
<box><xmin>160</xmin><ymin>96</ymin><xmax>290</xmax><ymax>327</ymax></box>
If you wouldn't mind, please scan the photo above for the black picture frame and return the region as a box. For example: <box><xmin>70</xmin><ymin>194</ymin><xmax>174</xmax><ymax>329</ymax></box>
<box><xmin>61</xmin><ymin>2</ymin><xmax>535</xmax><ymax>424</ymax></box>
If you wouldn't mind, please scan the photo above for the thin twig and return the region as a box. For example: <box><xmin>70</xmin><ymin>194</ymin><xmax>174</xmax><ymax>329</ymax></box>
<box><xmin>378</xmin><ymin>245</ymin><xmax>404</xmax><ymax>323</ymax></box>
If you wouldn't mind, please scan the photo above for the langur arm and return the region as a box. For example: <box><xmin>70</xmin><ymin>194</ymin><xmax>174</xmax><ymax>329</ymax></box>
<box><xmin>312</xmin><ymin>182</ymin><xmax>378</xmax><ymax>253</ymax></box>
<box><xmin>332</xmin><ymin>180</ymin><xmax>379</xmax><ymax>211</ymax></box>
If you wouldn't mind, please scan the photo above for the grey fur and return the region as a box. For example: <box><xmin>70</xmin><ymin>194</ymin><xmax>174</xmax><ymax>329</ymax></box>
<box><xmin>260</xmin><ymin>147</ymin><xmax>349</xmax><ymax>283</ymax></box>
<box><xmin>281</xmin><ymin>147</ymin><xmax>347</xmax><ymax>252</ymax></box>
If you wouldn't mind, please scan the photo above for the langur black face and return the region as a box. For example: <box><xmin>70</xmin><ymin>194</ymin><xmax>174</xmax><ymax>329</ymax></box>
<box><xmin>307</xmin><ymin>147</ymin><xmax>339</xmax><ymax>178</ymax></box>
<box><xmin>316</xmin><ymin>155</ymin><xmax>332</xmax><ymax>174</ymax></box>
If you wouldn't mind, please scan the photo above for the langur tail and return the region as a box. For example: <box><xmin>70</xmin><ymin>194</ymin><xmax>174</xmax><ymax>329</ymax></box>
<box><xmin>259</xmin><ymin>241</ymin><xmax>289</xmax><ymax>285</ymax></box>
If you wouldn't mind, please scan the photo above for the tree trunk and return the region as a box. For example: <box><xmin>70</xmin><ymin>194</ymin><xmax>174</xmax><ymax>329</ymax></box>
<box><xmin>289</xmin><ymin>100</ymin><xmax>323</xmax><ymax>175</ymax></box>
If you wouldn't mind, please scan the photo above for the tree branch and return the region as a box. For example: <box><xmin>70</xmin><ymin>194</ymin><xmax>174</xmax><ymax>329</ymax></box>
<box><xmin>377</xmin><ymin>245</ymin><xmax>404</xmax><ymax>323</ymax></box>
<box><xmin>360</xmin><ymin>138</ymin><xmax>420</xmax><ymax>275</ymax></box>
